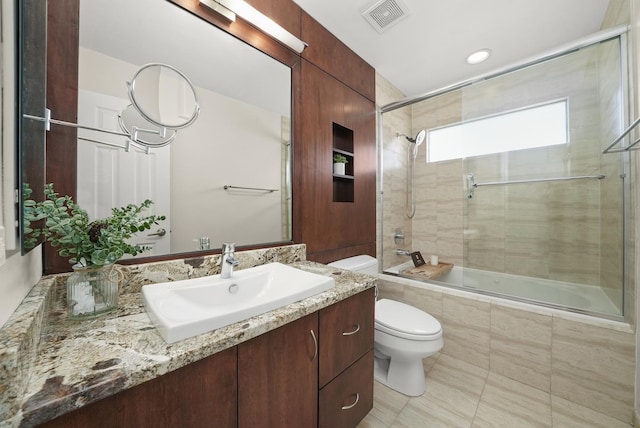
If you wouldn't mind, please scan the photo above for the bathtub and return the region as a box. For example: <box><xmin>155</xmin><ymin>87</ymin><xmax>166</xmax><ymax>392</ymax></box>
<box><xmin>383</xmin><ymin>262</ymin><xmax>623</xmax><ymax>319</ymax></box>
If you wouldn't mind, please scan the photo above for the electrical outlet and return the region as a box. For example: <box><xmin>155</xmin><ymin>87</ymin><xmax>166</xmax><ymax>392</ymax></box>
<box><xmin>0</xmin><ymin>226</ymin><xmax>6</xmax><ymax>267</ymax></box>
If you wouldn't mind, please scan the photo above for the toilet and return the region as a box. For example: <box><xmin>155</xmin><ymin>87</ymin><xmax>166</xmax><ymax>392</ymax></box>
<box><xmin>328</xmin><ymin>255</ymin><xmax>443</xmax><ymax>397</ymax></box>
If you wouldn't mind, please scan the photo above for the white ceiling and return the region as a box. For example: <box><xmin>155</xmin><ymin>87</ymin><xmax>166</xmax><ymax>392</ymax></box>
<box><xmin>293</xmin><ymin>0</ymin><xmax>612</xmax><ymax>98</ymax></box>
<box><xmin>81</xmin><ymin>0</ymin><xmax>614</xmax><ymax>106</ymax></box>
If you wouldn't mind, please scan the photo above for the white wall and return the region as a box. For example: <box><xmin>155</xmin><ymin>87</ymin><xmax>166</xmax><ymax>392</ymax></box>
<box><xmin>79</xmin><ymin>47</ymin><xmax>286</xmax><ymax>253</ymax></box>
<box><xmin>79</xmin><ymin>47</ymin><xmax>137</xmax><ymax>99</ymax></box>
<box><xmin>0</xmin><ymin>0</ymin><xmax>43</xmax><ymax>328</ymax></box>
<box><xmin>169</xmin><ymin>87</ymin><xmax>284</xmax><ymax>252</ymax></box>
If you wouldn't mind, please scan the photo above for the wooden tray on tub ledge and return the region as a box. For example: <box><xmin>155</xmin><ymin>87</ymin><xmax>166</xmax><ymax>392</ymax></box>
<box><xmin>400</xmin><ymin>261</ymin><xmax>454</xmax><ymax>281</ymax></box>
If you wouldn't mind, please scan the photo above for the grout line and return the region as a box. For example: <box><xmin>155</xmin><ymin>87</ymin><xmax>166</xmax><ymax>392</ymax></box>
<box><xmin>470</xmin><ymin>360</ymin><xmax>491</xmax><ymax>426</ymax></box>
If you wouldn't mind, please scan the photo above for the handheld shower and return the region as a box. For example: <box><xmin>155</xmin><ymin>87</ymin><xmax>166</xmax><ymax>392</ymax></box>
<box><xmin>399</xmin><ymin>130</ymin><xmax>426</xmax><ymax>158</ymax></box>
<box><xmin>398</xmin><ymin>130</ymin><xmax>426</xmax><ymax>218</ymax></box>
<box><xmin>404</xmin><ymin>129</ymin><xmax>426</xmax><ymax>144</ymax></box>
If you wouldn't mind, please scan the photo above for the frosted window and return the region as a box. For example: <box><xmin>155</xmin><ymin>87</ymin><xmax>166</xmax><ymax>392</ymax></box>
<box><xmin>427</xmin><ymin>100</ymin><xmax>568</xmax><ymax>162</ymax></box>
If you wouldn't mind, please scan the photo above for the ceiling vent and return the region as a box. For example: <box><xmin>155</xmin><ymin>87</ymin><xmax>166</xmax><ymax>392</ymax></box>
<box><xmin>361</xmin><ymin>0</ymin><xmax>410</xmax><ymax>34</ymax></box>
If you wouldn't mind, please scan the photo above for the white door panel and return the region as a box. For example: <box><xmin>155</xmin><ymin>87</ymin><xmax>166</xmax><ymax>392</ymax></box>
<box><xmin>77</xmin><ymin>90</ymin><xmax>171</xmax><ymax>256</ymax></box>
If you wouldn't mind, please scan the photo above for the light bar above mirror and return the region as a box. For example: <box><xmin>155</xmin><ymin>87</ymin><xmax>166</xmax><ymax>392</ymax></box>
<box><xmin>199</xmin><ymin>0</ymin><xmax>307</xmax><ymax>53</ymax></box>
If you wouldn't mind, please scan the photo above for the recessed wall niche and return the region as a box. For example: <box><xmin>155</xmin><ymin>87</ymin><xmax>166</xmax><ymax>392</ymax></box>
<box><xmin>332</xmin><ymin>122</ymin><xmax>354</xmax><ymax>202</ymax></box>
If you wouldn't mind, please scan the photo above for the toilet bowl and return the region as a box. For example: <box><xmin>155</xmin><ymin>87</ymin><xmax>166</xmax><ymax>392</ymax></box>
<box><xmin>327</xmin><ymin>255</ymin><xmax>444</xmax><ymax>397</ymax></box>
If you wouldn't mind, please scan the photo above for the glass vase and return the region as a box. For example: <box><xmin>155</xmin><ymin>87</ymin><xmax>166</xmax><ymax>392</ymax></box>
<box><xmin>67</xmin><ymin>264</ymin><xmax>119</xmax><ymax>319</ymax></box>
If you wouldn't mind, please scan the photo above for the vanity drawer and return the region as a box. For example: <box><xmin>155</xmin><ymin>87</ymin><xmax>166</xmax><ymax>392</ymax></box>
<box><xmin>319</xmin><ymin>350</ymin><xmax>374</xmax><ymax>428</ymax></box>
<box><xmin>319</xmin><ymin>287</ymin><xmax>374</xmax><ymax>387</ymax></box>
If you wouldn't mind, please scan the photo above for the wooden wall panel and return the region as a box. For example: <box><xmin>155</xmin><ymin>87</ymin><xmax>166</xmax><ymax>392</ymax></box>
<box><xmin>294</xmin><ymin>62</ymin><xmax>376</xmax><ymax>262</ymax></box>
<box><xmin>245</xmin><ymin>0</ymin><xmax>302</xmax><ymax>38</ymax></box>
<box><xmin>301</xmin><ymin>12</ymin><xmax>375</xmax><ymax>102</ymax></box>
<box><xmin>44</xmin><ymin>0</ymin><xmax>79</xmax><ymax>274</ymax></box>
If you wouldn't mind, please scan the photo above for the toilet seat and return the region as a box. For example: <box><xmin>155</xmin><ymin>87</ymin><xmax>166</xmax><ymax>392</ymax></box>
<box><xmin>375</xmin><ymin>299</ymin><xmax>442</xmax><ymax>341</ymax></box>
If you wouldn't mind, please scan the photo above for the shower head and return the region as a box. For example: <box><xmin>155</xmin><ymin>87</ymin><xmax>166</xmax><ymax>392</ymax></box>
<box><xmin>414</xmin><ymin>129</ymin><xmax>426</xmax><ymax>146</ymax></box>
<box><xmin>399</xmin><ymin>130</ymin><xmax>426</xmax><ymax>159</ymax></box>
<box><xmin>400</xmin><ymin>130</ymin><xmax>426</xmax><ymax>145</ymax></box>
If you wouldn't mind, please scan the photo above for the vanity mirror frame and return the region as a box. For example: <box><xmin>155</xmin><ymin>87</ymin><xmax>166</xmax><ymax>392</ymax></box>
<box><xmin>28</xmin><ymin>0</ymin><xmax>303</xmax><ymax>273</ymax></box>
<box><xmin>17</xmin><ymin>0</ymin><xmax>48</xmax><ymax>253</ymax></box>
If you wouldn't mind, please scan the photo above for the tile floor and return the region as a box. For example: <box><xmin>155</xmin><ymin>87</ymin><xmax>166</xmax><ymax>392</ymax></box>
<box><xmin>357</xmin><ymin>354</ymin><xmax>632</xmax><ymax>428</ymax></box>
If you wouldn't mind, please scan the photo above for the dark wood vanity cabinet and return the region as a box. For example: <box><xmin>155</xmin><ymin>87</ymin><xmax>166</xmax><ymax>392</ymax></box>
<box><xmin>39</xmin><ymin>346</ymin><xmax>238</xmax><ymax>428</ymax></box>
<box><xmin>238</xmin><ymin>289</ymin><xmax>374</xmax><ymax>428</ymax></box>
<box><xmin>318</xmin><ymin>287</ymin><xmax>375</xmax><ymax>428</ymax></box>
<box><xmin>319</xmin><ymin>287</ymin><xmax>375</xmax><ymax>386</ymax></box>
<box><xmin>38</xmin><ymin>290</ymin><xmax>374</xmax><ymax>428</ymax></box>
<box><xmin>238</xmin><ymin>313</ymin><xmax>318</xmax><ymax>427</ymax></box>
<box><xmin>319</xmin><ymin>349</ymin><xmax>374</xmax><ymax>428</ymax></box>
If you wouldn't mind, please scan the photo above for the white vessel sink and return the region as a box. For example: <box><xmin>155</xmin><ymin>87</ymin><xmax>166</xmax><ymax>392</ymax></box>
<box><xmin>142</xmin><ymin>262</ymin><xmax>335</xmax><ymax>343</ymax></box>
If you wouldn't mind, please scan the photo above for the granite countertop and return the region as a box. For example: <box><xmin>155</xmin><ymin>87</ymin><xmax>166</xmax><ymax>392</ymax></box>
<box><xmin>0</xmin><ymin>259</ymin><xmax>375</xmax><ymax>427</ymax></box>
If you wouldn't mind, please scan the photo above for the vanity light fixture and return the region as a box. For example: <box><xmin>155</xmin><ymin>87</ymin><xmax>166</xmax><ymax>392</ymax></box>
<box><xmin>200</xmin><ymin>0</ymin><xmax>308</xmax><ymax>53</ymax></box>
<box><xmin>466</xmin><ymin>49</ymin><xmax>492</xmax><ymax>65</ymax></box>
<box><xmin>199</xmin><ymin>0</ymin><xmax>236</xmax><ymax>22</ymax></box>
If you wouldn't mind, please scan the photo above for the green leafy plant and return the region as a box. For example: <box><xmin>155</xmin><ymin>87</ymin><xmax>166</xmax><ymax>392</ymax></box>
<box><xmin>23</xmin><ymin>183</ymin><xmax>166</xmax><ymax>268</ymax></box>
<box><xmin>333</xmin><ymin>153</ymin><xmax>348</xmax><ymax>164</ymax></box>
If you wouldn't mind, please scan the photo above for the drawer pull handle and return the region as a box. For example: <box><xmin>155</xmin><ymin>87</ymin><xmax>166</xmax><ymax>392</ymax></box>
<box><xmin>342</xmin><ymin>324</ymin><xmax>360</xmax><ymax>336</ymax></box>
<box><xmin>310</xmin><ymin>329</ymin><xmax>318</xmax><ymax>361</ymax></box>
<box><xmin>341</xmin><ymin>393</ymin><xmax>360</xmax><ymax>410</ymax></box>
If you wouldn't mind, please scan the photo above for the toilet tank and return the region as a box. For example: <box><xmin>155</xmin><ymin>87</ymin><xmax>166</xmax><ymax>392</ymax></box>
<box><xmin>327</xmin><ymin>255</ymin><xmax>378</xmax><ymax>275</ymax></box>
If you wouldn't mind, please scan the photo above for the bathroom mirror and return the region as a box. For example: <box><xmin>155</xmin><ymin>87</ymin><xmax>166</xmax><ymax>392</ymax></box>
<box><xmin>75</xmin><ymin>0</ymin><xmax>292</xmax><ymax>257</ymax></box>
<box><xmin>18</xmin><ymin>0</ymin><xmax>293</xmax><ymax>258</ymax></box>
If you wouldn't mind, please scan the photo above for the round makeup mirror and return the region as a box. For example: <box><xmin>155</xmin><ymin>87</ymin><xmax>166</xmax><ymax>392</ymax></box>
<box><xmin>127</xmin><ymin>63</ymin><xmax>200</xmax><ymax>129</ymax></box>
<box><xmin>119</xmin><ymin>104</ymin><xmax>178</xmax><ymax>147</ymax></box>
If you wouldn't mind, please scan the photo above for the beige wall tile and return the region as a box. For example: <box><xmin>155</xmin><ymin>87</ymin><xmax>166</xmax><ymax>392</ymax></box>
<box><xmin>403</xmin><ymin>284</ymin><xmax>444</xmax><ymax>319</ymax></box>
<box><xmin>490</xmin><ymin>305</ymin><xmax>552</xmax><ymax>392</ymax></box>
<box><xmin>376</xmin><ymin>72</ymin><xmax>406</xmax><ymax>107</ymax></box>
<box><xmin>441</xmin><ymin>294</ymin><xmax>491</xmax><ymax>369</ymax></box>
<box><xmin>601</xmin><ymin>0</ymin><xmax>630</xmax><ymax>28</ymax></box>
<box><xmin>551</xmin><ymin>317</ymin><xmax>634</xmax><ymax>423</ymax></box>
<box><xmin>376</xmin><ymin>278</ymin><xmax>407</xmax><ymax>303</ymax></box>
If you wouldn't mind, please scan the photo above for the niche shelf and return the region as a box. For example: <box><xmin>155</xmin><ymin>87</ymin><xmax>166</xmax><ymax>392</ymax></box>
<box><xmin>332</xmin><ymin>122</ymin><xmax>354</xmax><ymax>202</ymax></box>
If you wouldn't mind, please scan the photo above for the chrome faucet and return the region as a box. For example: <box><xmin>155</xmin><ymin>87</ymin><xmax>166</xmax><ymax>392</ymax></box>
<box><xmin>395</xmin><ymin>249</ymin><xmax>411</xmax><ymax>256</ymax></box>
<box><xmin>221</xmin><ymin>242</ymin><xmax>239</xmax><ymax>278</ymax></box>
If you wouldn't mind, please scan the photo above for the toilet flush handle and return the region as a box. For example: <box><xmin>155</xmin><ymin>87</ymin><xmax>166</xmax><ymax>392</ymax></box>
<box><xmin>342</xmin><ymin>324</ymin><xmax>361</xmax><ymax>336</ymax></box>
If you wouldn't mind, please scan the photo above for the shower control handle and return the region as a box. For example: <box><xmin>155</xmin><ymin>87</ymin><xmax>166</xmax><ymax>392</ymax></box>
<box><xmin>393</xmin><ymin>229</ymin><xmax>405</xmax><ymax>245</ymax></box>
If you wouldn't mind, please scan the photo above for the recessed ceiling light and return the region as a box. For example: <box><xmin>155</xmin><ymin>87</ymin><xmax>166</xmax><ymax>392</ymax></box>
<box><xmin>467</xmin><ymin>49</ymin><xmax>492</xmax><ymax>64</ymax></box>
